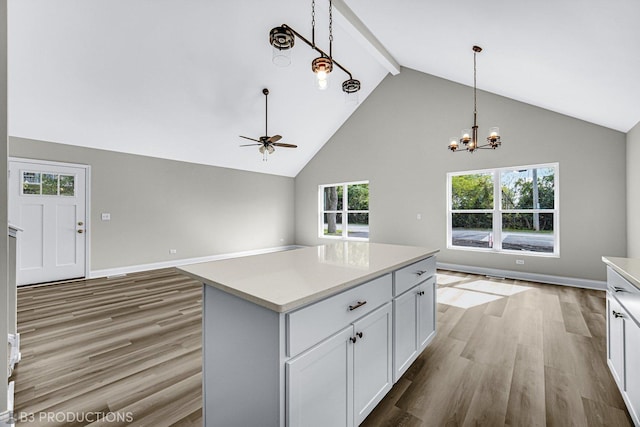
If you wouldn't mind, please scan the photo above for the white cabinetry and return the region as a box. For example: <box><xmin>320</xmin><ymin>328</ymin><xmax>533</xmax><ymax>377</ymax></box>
<box><xmin>392</xmin><ymin>258</ymin><xmax>436</xmax><ymax>383</ymax></box>
<box><xmin>605</xmin><ymin>266</ymin><xmax>640</xmax><ymax>426</ymax></box>
<box><xmin>287</xmin><ymin>303</ymin><xmax>392</xmax><ymax>427</ymax></box>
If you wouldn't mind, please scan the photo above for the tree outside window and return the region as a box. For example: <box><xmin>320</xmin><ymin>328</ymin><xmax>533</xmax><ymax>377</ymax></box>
<box><xmin>320</xmin><ymin>181</ymin><xmax>369</xmax><ymax>240</ymax></box>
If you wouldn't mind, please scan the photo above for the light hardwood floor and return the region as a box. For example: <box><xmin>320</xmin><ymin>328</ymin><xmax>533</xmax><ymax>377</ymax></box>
<box><xmin>12</xmin><ymin>268</ymin><xmax>633</xmax><ymax>426</ymax></box>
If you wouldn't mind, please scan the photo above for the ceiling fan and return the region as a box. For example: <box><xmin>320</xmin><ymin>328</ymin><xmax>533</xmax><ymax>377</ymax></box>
<box><xmin>240</xmin><ymin>88</ymin><xmax>297</xmax><ymax>161</ymax></box>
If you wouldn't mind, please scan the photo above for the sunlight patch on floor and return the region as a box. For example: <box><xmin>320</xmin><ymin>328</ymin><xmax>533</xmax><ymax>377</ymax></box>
<box><xmin>454</xmin><ymin>279</ymin><xmax>533</xmax><ymax>296</ymax></box>
<box><xmin>437</xmin><ymin>273</ymin><xmax>463</xmax><ymax>286</ymax></box>
<box><xmin>437</xmin><ymin>287</ymin><xmax>503</xmax><ymax>309</ymax></box>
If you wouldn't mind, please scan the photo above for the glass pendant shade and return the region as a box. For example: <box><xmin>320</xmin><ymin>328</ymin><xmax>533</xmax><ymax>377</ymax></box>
<box><xmin>270</xmin><ymin>26</ymin><xmax>294</xmax><ymax>67</ymax></box>
<box><xmin>461</xmin><ymin>129</ymin><xmax>471</xmax><ymax>144</ymax></box>
<box><xmin>449</xmin><ymin>137</ymin><xmax>458</xmax><ymax>151</ymax></box>
<box><xmin>272</xmin><ymin>45</ymin><xmax>292</xmax><ymax>67</ymax></box>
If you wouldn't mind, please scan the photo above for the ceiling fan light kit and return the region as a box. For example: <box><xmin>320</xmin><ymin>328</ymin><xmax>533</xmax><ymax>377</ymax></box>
<box><xmin>269</xmin><ymin>0</ymin><xmax>361</xmax><ymax>102</ymax></box>
<box><xmin>239</xmin><ymin>88</ymin><xmax>298</xmax><ymax>161</ymax></box>
<box><xmin>448</xmin><ymin>45</ymin><xmax>503</xmax><ymax>153</ymax></box>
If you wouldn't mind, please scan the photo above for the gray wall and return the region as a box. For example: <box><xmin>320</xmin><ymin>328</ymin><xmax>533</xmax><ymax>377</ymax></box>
<box><xmin>295</xmin><ymin>68</ymin><xmax>627</xmax><ymax>282</ymax></box>
<box><xmin>627</xmin><ymin>120</ymin><xmax>640</xmax><ymax>257</ymax></box>
<box><xmin>10</xmin><ymin>137</ymin><xmax>295</xmax><ymax>272</ymax></box>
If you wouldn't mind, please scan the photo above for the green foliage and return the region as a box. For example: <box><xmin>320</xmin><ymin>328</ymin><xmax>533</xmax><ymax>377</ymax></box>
<box><xmin>451</xmin><ymin>174</ymin><xmax>493</xmax><ymax>210</ymax></box>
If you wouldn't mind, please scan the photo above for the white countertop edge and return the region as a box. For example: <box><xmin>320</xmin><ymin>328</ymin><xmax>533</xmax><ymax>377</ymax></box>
<box><xmin>602</xmin><ymin>256</ymin><xmax>640</xmax><ymax>291</ymax></box>
<box><xmin>182</xmin><ymin>248</ymin><xmax>438</xmax><ymax>313</ymax></box>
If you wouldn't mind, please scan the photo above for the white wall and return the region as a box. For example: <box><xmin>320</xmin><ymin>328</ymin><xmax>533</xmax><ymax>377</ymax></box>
<box><xmin>0</xmin><ymin>0</ymin><xmax>8</xmax><ymax>418</ymax></box>
<box><xmin>9</xmin><ymin>137</ymin><xmax>295</xmax><ymax>272</ymax></box>
<box><xmin>627</xmin><ymin>120</ymin><xmax>640</xmax><ymax>257</ymax></box>
<box><xmin>295</xmin><ymin>68</ymin><xmax>627</xmax><ymax>282</ymax></box>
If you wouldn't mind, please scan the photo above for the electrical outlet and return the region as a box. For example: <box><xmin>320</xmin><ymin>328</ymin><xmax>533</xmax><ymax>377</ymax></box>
<box><xmin>516</xmin><ymin>259</ymin><xmax>525</xmax><ymax>265</ymax></box>
<box><xmin>416</xmin><ymin>213</ymin><xmax>422</xmax><ymax>220</ymax></box>
<box><xmin>101</xmin><ymin>213</ymin><xmax>111</xmax><ymax>221</ymax></box>
<box><xmin>170</xmin><ymin>249</ymin><xmax>177</xmax><ymax>254</ymax></box>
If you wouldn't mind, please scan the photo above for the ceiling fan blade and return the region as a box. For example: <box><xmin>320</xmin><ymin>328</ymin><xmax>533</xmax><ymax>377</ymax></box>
<box><xmin>239</xmin><ymin>135</ymin><xmax>261</xmax><ymax>142</ymax></box>
<box><xmin>267</xmin><ymin>135</ymin><xmax>282</xmax><ymax>143</ymax></box>
<box><xmin>272</xmin><ymin>143</ymin><xmax>298</xmax><ymax>148</ymax></box>
<box><xmin>239</xmin><ymin>143</ymin><xmax>262</xmax><ymax>147</ymax></box>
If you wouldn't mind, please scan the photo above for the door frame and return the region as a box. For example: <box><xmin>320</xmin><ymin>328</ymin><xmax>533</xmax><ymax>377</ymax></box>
<box><xmin>9</xmin><ymin>156</ymin><xmax>92</xmax><ymax>282</ymax></box>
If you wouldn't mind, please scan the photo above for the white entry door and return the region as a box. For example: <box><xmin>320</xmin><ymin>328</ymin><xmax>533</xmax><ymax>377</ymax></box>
<box><xmin>8</xmin><ymin>160</ymin><xmax>88</xmax><ymax>285</ymax></box>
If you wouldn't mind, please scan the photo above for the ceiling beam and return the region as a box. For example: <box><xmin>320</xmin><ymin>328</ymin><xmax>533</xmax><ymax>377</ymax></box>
<box><xmin>330</xmin><ymin>0</ymin><xmax>401</xmax><ymax>76</ymax></box>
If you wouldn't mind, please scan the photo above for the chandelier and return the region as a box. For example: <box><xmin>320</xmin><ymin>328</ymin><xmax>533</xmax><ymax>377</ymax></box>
<box><xmin>448</xmin><ymin>46</ymin><xmax>502</xmax><ymax>153</ymax></box>
<box><xmin>269</xmin><ymin>0</ymin><xmax>361</xmax><ymax>103</ymax></box>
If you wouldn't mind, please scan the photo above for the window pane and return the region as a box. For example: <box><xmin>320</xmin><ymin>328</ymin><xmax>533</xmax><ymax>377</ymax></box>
<box><xmin>323</xmin><ymin>213</ymin><xmax>343</xmax><ymax>237</ymax></box>
<box><xmin>59</xmin><ymin>175</ymin><xmax>75</xmax><ymax>196</ymax></box>
<box><xmin>347</xmin><ymin>184</ymin><xmax>369</xmax><ymax>210</ymax></box>
<box><xmin>22</xmin><ymin>172</ymin><xmax>41</xmax><ymax>194</ymax></box>
<box><xmin>347</xmin><ymin>213</ymin><xmax>369</xmax><ymax>239</ymax></box>
<box><xmin>323</xmin><ymin>186</ymin><xmax>343</xmax><ymax>211</ymax></box>
<box><xmin>451</xmin><ymin>213</ymin><xmax>493</xmax><ymax>248</ymax></box>
<box><xmin>451</xmin><ymin>173</ymin><xmax>493</xmax><ymax>210</ymax></box>
<box><xmin>501</xmin><ymin>167</ymin><xmax>555</xmax><ymax>209</ymax></box>
<box><xmin>42</xmin><ymin>173</ymin><xmax>58</xmax><ymax>195</ymax></box>
<box><xmin>502</xmin><ymin>213</ymin><xmax>554</xmax><ymax>253</ymax></box>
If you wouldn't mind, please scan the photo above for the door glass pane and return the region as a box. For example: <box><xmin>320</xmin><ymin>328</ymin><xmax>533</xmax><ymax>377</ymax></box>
<box><xmin>347</xmin><ymin>213</ymin><xmax>369</xmax><ymax>239</ymax></box>
<box><xmin>323</xmin><ymin>213</ymin><xmax>343</xmax><ymax>237</ymax></box>
<box><xmin>22</xmin><ymin>172</ymin><xmax>41</xmax><ymax>194</ymax></box>
<box><xmin>502</xmin><ymin>213</ymin><xmax>554</xmax><ymax>253</ymax></box>
<box><xmin>323</xmin><ymin>186</ymin><xmax>343</xmax><ymax>211</ymax></box>
<box><xmin>59</xmin><ymin>175</ymin><xmax>75</xmax><ymax>196</ymax></box>
<box><xmin>347</xmin><ymin>184</ymin><xmax>369</xmax><ymax>210</ymax></box>
<box><xmin>451</xmin><ymin>213</ymin><xmax>493</xmax><ymax>248</ymax></box>
<box><xmin>501</xmin><ymin>167</ymin><xmax>555</xmax><ymax>209</ymax></box>
<box><xmin>42</xmin><ymin>173</ymin><xmax>58</xmax><ymax>195</ymax></box>
<box><xmin>451</xmin><ymin>173</ymin><xmax>494</xmax><ymax>209</ymax></box>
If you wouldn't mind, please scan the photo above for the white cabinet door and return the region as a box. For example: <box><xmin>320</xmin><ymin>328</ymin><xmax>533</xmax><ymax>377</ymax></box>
<box><xmin>353</xmin><ymin>303</ymin><xmax>393</xmax><ymax>425</ymax></box>
<box><xmin>607</xmin><ymin>295</ymin><xmax>625</xmax><ymax>389</ymax></box>
<box><xmin>418</xmin><ymin>278</ymin><xmax>436</xmax><ymax>350</ymax></box>
<box><xmin>287</xmin><ymin>326</ymin><xmax>354</xmax><ymax>427</ymax></box>
<box><xmin>393</xmin><ymin>289</ymin><xmax>418</xmax><ymax>383</ymax></box>
<box><xmin>625</xmin><ymin>317</ymin><xmax>640</xmax><ymax>424</ymax></box>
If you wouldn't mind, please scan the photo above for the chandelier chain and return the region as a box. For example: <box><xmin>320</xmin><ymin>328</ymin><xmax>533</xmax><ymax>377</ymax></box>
<box><xmin>311</xmin><ymin>0</ymin><xmax>316</xmax><ymax>47</ymax></box>
<box><xmin>473</xmin><ymin>49</ymin><xmax>477</xmax><ymax>115</ymax></box>
<box><xmin>329</xmin><ymin>0</ymin><xmax>333</xmax><ymax>59</ymax></box>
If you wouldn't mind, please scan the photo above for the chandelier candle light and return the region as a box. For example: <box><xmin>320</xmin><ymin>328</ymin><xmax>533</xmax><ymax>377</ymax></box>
<box><xmin>269</xmin><ymin>0</ymin><xmax>361</xmax><ymax>103</ymax></box>
<box><xmin>448</xmin><ymin>46</ymin><xmax>502</xmax><ymax>153</ymax></box>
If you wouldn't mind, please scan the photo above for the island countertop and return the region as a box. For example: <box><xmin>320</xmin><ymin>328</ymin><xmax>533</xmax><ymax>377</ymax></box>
<box><xmin>179</xmin><ymin>242</ymin><xmax>438</xmax><ymax>312</ymax></box>
<box><xmin>602</xmin><ymin>256</ymin><xmax>640</xmax><ymax>292</ymax></box>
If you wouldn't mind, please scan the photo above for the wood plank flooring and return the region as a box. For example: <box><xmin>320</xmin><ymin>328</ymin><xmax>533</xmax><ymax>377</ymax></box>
<box><xmin>13</xmin><ymin>268</ymin><xmax>203</xmax><ymax>426</ymax></box>
<box><xmin>12</xmin><ymin>268</ymin><xmax>633</xmax><ymax>426</ymax></box>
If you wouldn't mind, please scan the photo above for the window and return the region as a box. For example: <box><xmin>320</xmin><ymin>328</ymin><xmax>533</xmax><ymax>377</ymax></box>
<box><xmin>447</xmin><ymin>163</ymin><xmax>558</xmax><ymax>256</ymax></box>
<box><xmin>319</xmin><ymin>181</ymin><xmax>369</xmax><ymax>240</ymax></box>
<box><xmin>21</xmin><ymin>171</ymin><xmax>76</xmax><ymax>197</ymax></box>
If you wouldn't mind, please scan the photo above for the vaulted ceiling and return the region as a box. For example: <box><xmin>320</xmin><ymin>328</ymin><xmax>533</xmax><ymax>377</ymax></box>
<box><xmin>8</xmin><ymin>0</ymin><xmax>640</xmax><ymax>177</ymax></box>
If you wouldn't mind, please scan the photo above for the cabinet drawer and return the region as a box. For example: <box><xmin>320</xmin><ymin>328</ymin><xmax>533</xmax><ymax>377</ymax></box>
<box><xmin>287</xmin><ymin>274</ymin><xmax>392</xmax><ymax>357</ymax></box>
<box><xmin>394</xmin><ymin>257</ymin><xmax>436</xmax><ymax>296</ymax></box>
<box><xmin>608</xmin><ymin>268</ymin><xmax>640</xmax><ymax>322</ymax></box>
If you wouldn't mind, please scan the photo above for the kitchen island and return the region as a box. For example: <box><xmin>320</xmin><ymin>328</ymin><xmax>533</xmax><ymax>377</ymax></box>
<box><xmin>180</xmin><ymin>242</ymin><xmax>438</xmax><ymax>427</ymax></box>
<box><xmin>602</xmin><ymin>257</ymin><xmax>640</xmax><ymax>426</ymax></box>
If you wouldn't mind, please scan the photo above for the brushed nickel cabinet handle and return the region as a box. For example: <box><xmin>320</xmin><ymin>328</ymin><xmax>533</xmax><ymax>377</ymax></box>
<box><xmin>349</xmin><ymin>301</ymin><xmax>367</xmax><ymax>311</ymax></box>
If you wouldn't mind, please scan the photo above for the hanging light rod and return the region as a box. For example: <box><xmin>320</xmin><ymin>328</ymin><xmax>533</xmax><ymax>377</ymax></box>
<box><xmin>448</xmin><ymin>45</ymin><xmax>502</xmax><ymax>153</ymax></box>
<box><xmin>269</xmin><ymin>0</ymin><xmax>361</xmax><ymax>98</ymax></box>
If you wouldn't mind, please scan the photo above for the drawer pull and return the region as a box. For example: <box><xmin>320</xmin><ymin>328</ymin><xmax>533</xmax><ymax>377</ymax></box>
<box><xmin>350</xmin><ymin>336</ymin><xmax>357</xmax><ymax>343</ymax></box>
<box><xmin>613</xmin><ymin>310</ymin><xmax>624</xmax><ymax>319</ymax></box>
<box><xmin>614</xmin><ymin>287</ymin><xmax>626</xmax><ymax>293</ymax></box>
<box><xmin>356</xmin><ymin>332</ymin><xmax>363</xmax><ymax>339</ymax></box>
<box><xmin>415</xmin><ymin>270</ymin><xmax>429</xmax><ymax>276</ymax></box>
<box><xmin>348</xmin><ymin>301</ymin><xmax>367</xmax><ymax>311</ymax></box>
<box><xmin>417</xmin><ymin>291</ymin><xmax>425</xmax><ymax>296</ymax></box>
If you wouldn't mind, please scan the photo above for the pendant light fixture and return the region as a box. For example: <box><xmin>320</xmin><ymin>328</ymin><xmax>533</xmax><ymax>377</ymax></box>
<box><xmin>448</xmin><ymin>46</ymin><xmax>502</xmax><ymax>153</ymax></box>
<box><xmin>269</xmin><ymin>0</ymin><xmax>361</xmax><ymax>103</ymax></box>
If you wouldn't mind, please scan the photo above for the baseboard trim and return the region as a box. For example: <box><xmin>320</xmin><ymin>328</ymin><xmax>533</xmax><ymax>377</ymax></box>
<box><xmin>436</xmin><ymin>262</ymin><xmax>606</xmax><ymax>291</ymax></box>
<box><xmin>90</xmin><ymin>245</ymin><xmax>303</xmax><ymax>279</ymax></box>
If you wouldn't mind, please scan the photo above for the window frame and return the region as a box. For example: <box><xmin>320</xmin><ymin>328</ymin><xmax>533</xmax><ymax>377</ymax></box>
<box><xmin>318</xmin><ymin>180</ymin><xmax>369</xmax><ymax>241</ymax></box>
<box><xmin>447</xmin><ymin>163</ymin><xmax>559</xmax><ymax>257</ymax></box>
